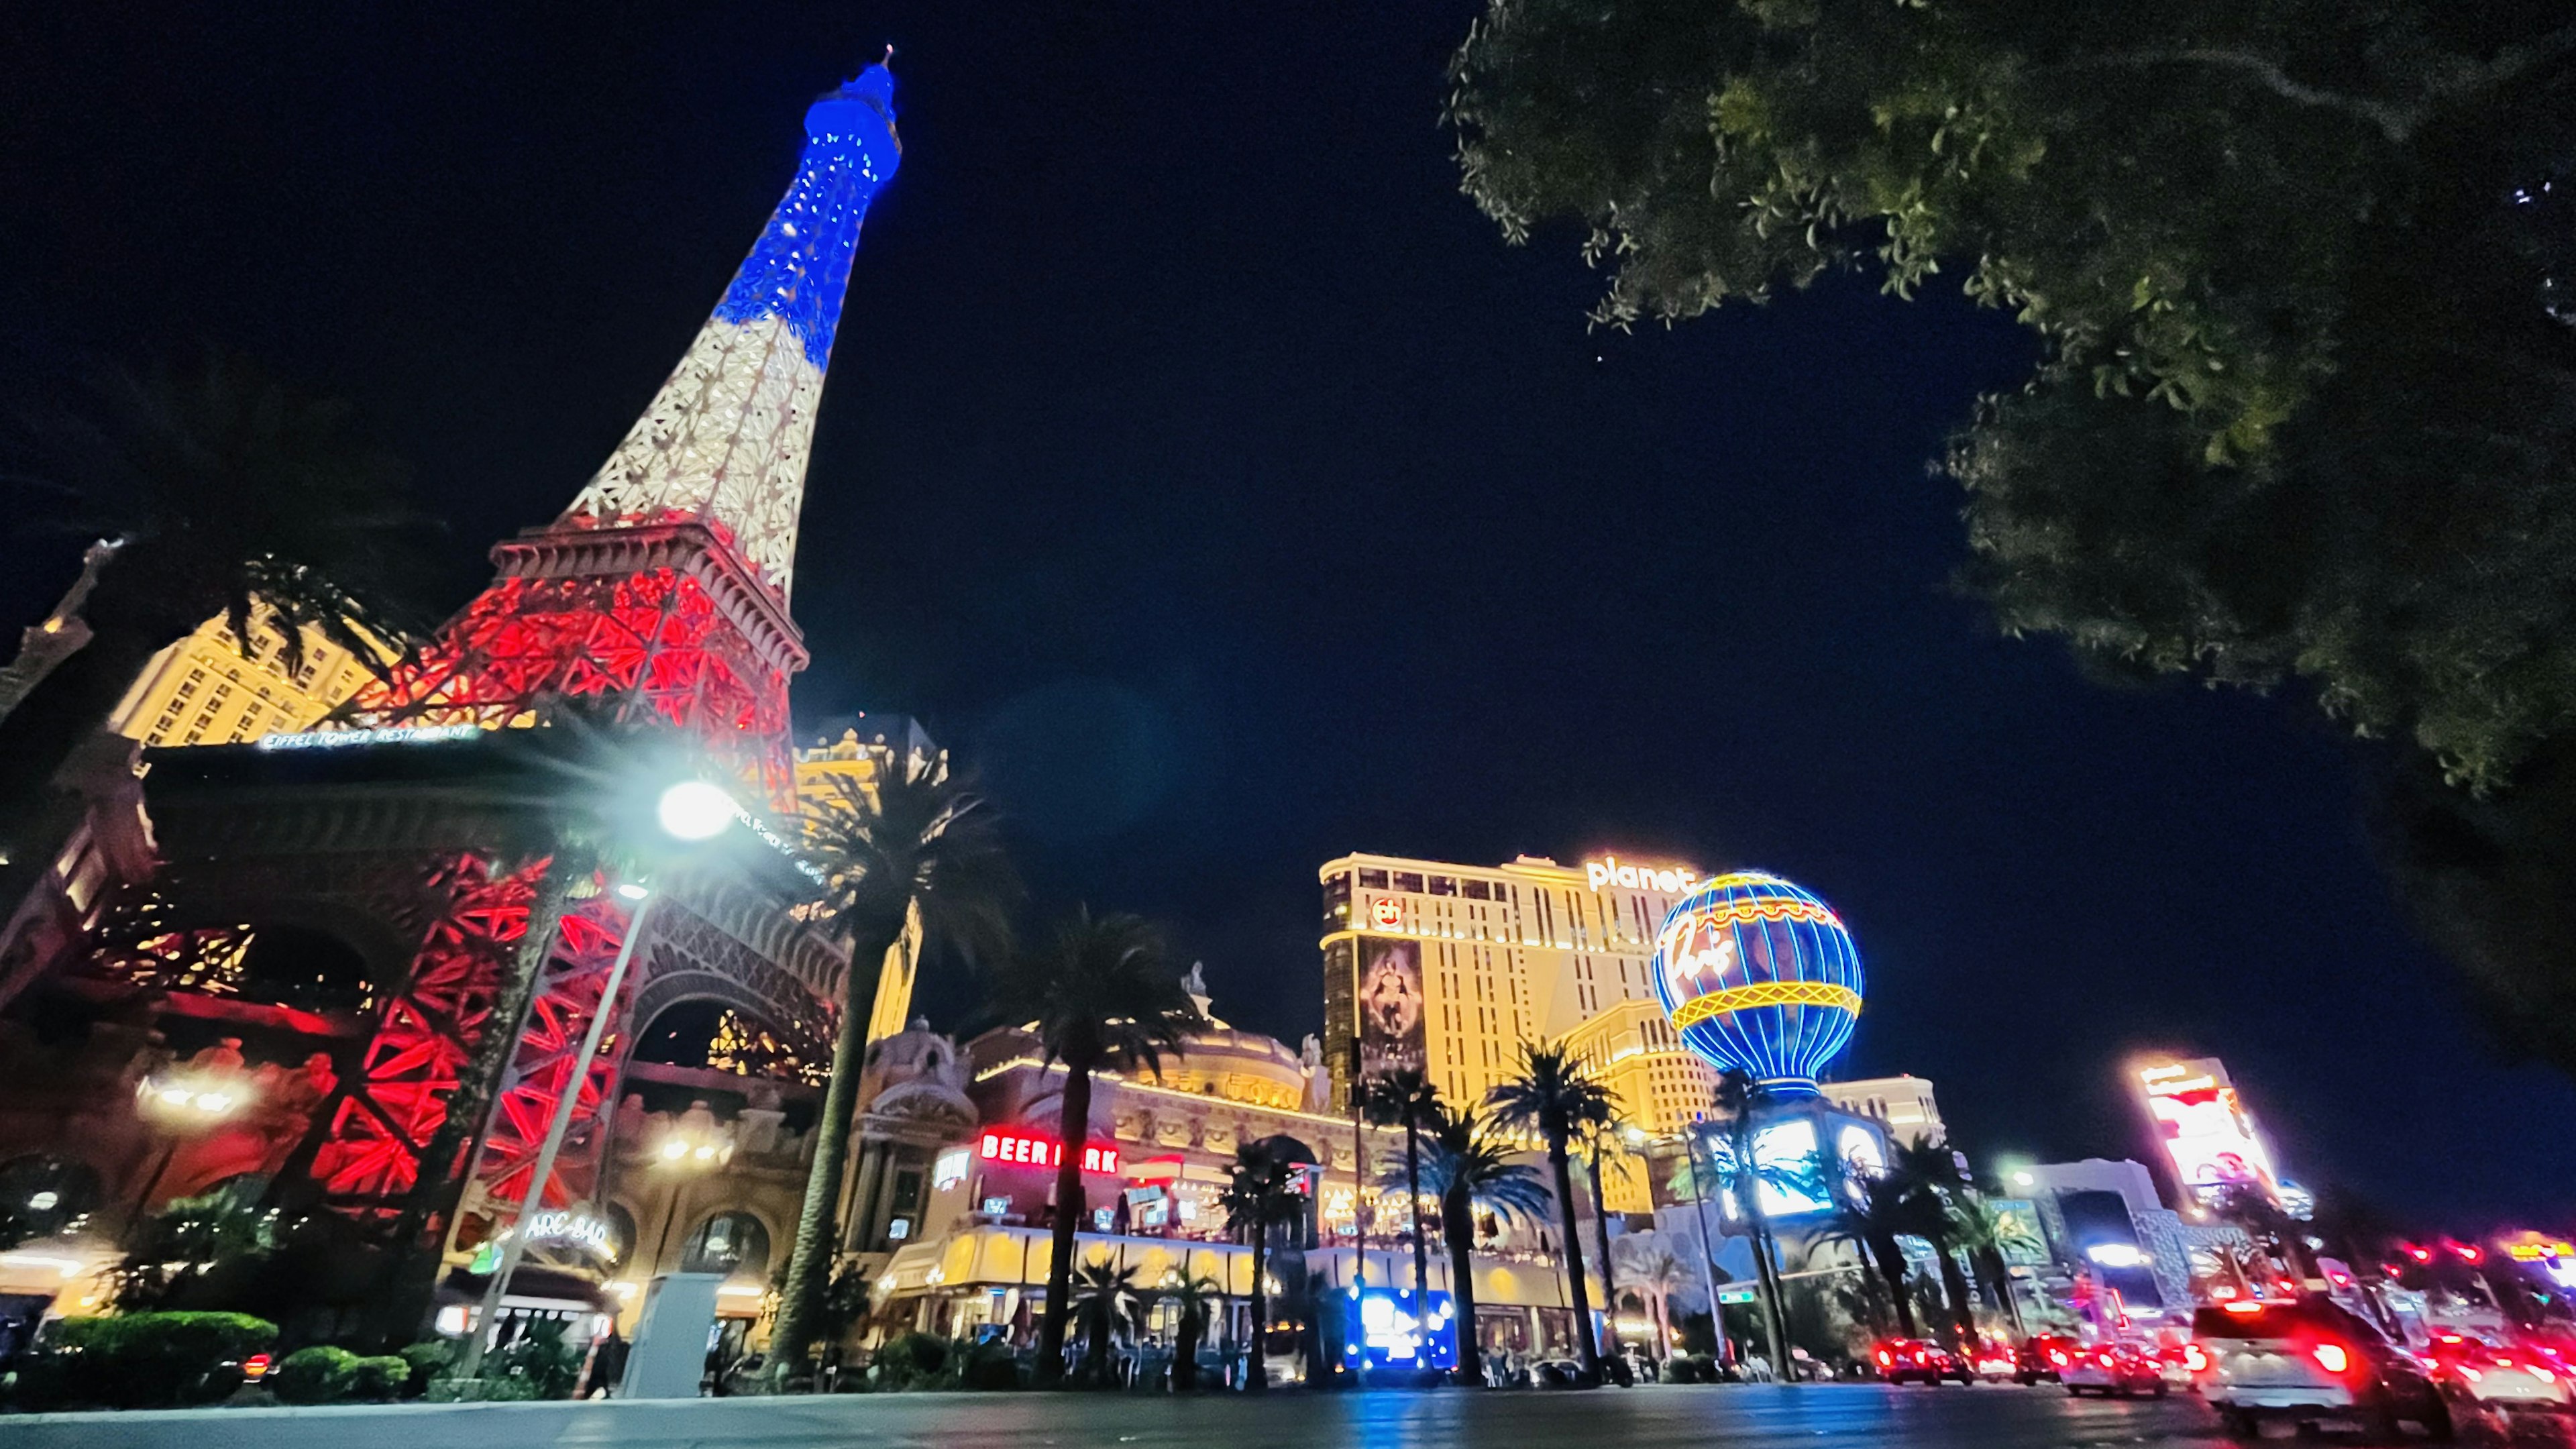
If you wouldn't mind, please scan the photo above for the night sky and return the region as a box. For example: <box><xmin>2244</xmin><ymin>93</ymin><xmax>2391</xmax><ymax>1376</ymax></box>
<box><xmin>7</xmin><ymin>3</ymin><xmax>2567</xmax><ymax>1226</ymax></box>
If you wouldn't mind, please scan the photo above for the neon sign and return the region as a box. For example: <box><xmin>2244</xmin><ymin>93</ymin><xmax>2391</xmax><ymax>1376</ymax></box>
<box><xmin>979</xmin><ymin>1130</ymin><xmax>1118</xmax><ymax>1175</ymax></box>
<box><xmin>1585</xmin><ymin>855</ymin><xmax>1700</xmax><ymax>893</ymax></box>
<box><xmin>1369</xmin><ymin>898</ymin><xmax>1403</xmax><ymax>929</ymax></box>
<box><xmin>257</xmin><ymin>724</ymin><xmax>481</xmax><ymax>751</ymax></box>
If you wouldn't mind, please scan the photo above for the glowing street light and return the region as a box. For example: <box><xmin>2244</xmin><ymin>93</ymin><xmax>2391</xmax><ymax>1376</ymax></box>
<box><xmin>655</xmin><ymin>780</ymin><xmax>739</xmax><ymax>841</ymax></box>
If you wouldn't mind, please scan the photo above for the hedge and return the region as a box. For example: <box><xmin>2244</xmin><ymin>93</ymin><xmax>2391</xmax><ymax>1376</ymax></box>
<box><xmin>16</xmin><ymin>1312</ymin><xmax>276</xmax><ymax>1409</ymax></box>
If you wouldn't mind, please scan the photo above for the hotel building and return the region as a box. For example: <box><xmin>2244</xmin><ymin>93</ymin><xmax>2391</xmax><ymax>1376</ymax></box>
<box><xmin>1318</xmin><ymin>851</ymin><xmax>1711</xmax><ymax>1126</ymax></box>
<box><xmin>1321</xmin><ymin>850</ymin><xmax>1946</xmax><ymax>1212</ymax></box>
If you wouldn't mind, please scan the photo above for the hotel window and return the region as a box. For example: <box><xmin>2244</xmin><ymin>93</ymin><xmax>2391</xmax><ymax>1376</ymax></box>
<box><xmin>1428</xmin><ymin>875</ymin><xmax>1457</xmax><ymax>896</ymax></box>
<box><xmin>1462</xmin><ymin>879</ymin><xmax>1491</xmax><ymax>900</ymax></box>
<box><xmin>1391</xmin><ymin>871</ymin><xmax>1425</xmax><ymax>894</ymax></box>
<box><xmin>1357</xmin><ymin>867</ymin><xmax>1389</xmax><ymax>888</ymax></box>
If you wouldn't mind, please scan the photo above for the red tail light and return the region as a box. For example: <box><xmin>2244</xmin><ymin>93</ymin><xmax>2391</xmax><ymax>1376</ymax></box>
<box><xmin>2311</xmin><ymin>1343</ymin><xmax>2351</xmax><ymax>1375</ymax></box>
<box><xmin>2047</xmin><ymin>1348</ymin><xmax>2070</xmax><ymax>1366</ymax></box>
<box><xmin>2182</xmin><ymin>1344</ymin><xmax>2210</xmax><ymax>1373</ymax></box>
<box><xmin>1876</xmin><ymin>1348</ymin><xmax>1893</xmax><ymax>1367</ymax></box>
<box><xmin>241</xmin><ymin>1352</ymin><xmax>272</xmax><ymax>1381</ymax></box>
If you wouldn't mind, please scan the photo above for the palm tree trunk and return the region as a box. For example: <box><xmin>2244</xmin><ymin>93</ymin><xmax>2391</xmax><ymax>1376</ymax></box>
<box><xmin>1750</xmin><ymin>1218</ymin><xmax>1792</xmax><ymax>1374</ymax></box>
<box><xmin>1587</xmin><ymin>1152</ymin><xmax>1620</xmax><ymax>1357</ymax></box>
<box><xmin>1868</xmin><ymin>1230</ymin><xmax>1918</xmax><ymax>1336</ymax></box>
<box><xmin>1546</xmin><ymin>1138</ymin><xmax>1602</xmax><ymax>1383</ymax></box>
<box><xmin>1034</xmin><ymin>1062</ymin><xmax>1095</xmax><ymax>1386</ymax></box>
<box><xmin>1246</xmin><ymin>1231</ymin><xmax>1270</xmax><ymax>1392</ymax></box>
<box><xmin>1081</xmin><ymin>1300</ymin><xmax>1109</xmax><ymax>1386</ymax></box>
<box><xmin>1173</xmin><ymin>1307</ymin><xmax>1201</xmax><ymax>1392</ymax></box>
<box><xmin>1934</xmin><ymin>1245</ymin><xmax>1976</xmax><ymax>1344</ymax></box>
<box><xmin>1727</xmin><ymin>1118</ymin><xmax>1791</xmax><ymax>1378</ymax></box>
<box><xmin>1978</xmin><ymin>1248</ymin><xmax>2026</xmax><ymax>1336</ymax></box>
<box><xmin>1443</xmin><ymin>1186</ymin><xmax>1483</xmax><ymax>1384</ymax></box>
<box><xmin>1405</xmin><ymin>1122</ymin><xmax>1428</xmax><ymax>1326</ymax></box>
<box><xmin>771</xmin><ymin>918</ymin><xmax>902</xmax><ymax>1377</ymax></box>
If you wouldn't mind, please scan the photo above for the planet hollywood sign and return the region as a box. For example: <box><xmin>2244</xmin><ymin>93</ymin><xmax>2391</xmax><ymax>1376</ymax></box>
<box><xmin>1584</xmin><ymin>855</ymin><xmax>1701</xmax><ymax>894</ymax></box>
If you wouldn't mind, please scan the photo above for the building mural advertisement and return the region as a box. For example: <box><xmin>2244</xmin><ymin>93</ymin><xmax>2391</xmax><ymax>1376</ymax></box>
<box><xmin>2136</xmin><ymin>1057</ymin><xmax>2277</xmax><ymax>1202</ymax></box>
<box><xmin>1357</xmin><ymin>936</ymin><xmax>1426</xmax><ymax>1082</ymax></box>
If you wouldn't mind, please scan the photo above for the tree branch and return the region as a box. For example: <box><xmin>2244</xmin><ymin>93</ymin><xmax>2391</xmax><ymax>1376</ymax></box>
<box><xmin>2055</xmin><ymin>49</ymin><xmax>2419</xmax><ymax>142</ymax></box>
<box><xmin>2053</xmin><ymin>27</ymin><xmax>2576</xmax><ymax>144</ymax></box>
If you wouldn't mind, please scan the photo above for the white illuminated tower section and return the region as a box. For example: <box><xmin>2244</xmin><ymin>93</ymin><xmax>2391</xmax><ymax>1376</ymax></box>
<box><xmin>339</xmin><ymin>65</ymin><xmax>902</xmax><ymax>809</ymax></box>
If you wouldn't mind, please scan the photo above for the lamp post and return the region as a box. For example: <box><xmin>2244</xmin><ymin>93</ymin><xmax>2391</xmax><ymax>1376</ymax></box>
<box><xmin>455</xmin><ymin>880</ymin><xmax>662</xmax><ymax>1379</ymax></box>
<box><xmin>453</xmin><ymin>778</ymin><xmax>741</xmax><ymax>1379</ymax></box>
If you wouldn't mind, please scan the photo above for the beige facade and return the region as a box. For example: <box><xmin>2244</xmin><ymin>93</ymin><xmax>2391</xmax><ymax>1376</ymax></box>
<box><xmin>108</xmin><ymin>614</ymin><xmax>390</xmax><ymax>747</ymax></box>
<box><xmin>1318</xmin><ymin>851</ymin><xmax>1705</xmax><ymax>1116</ymax></box>
<box><xmin>1820</xmin><ymin>1074</ymin><xmax>1946</xmax><ymax>1147</ymax></box>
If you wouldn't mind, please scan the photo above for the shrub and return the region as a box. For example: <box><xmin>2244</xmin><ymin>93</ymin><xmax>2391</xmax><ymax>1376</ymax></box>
<box><xmin>398</xmin><ymin>1338</ymin><xmax>456</xmax><ymax>1396</ymax></box>
<box><xmin>482</xmin><ymin>1319</ymin><xmax>582</xmax><ymax>1400</ymax></box>
<box><xmin>270</xmin><ymin>1344</ymin><xmax>360</xmax><ymax>1404</ymax></box>
<box><xmin>23</xmin><ymin>1311</ymin><xmax>277</xmax><ymax>1409</ymax></box>
<box><xmin>870</xmin><ymin>1332</ymin><xmax>953</xmax><ymax>1390</ymax></box>
<box><xmin>961</xmin><ymin>1340</ymin><xmax>1020</xmax><ymax>1391</ymax></box>
<box><xmin>349</xmin><ymin>1354</ymin><xmax>411</xmax><ymax>1399</ymax></box>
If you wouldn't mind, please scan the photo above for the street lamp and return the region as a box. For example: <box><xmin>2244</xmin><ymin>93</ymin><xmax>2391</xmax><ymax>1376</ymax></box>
<box><xmin>129</xmin><ymin>1063</ymin><xmax>253</xmax><ymax>1222</ymax></box>
<box><xmin>655</xmin><ymin>780</ymin><xmax>739</xmax><ymax>841</ymax></box>
<box><xmin>645</xmin><ymin>1112</ymin><xmax>737</xmax><ymax>1272</ymax></box>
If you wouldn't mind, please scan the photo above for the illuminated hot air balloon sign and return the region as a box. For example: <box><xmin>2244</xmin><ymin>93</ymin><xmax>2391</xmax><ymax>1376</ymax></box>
<box><xmin>1650</xmin><ymin>871</ymin><xmax>1862</xmax><ymax>1096</ymax></box>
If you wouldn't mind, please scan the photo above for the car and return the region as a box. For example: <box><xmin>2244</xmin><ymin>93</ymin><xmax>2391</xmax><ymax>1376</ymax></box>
<box><xmin>1873</xmin><ymin>1338</ymin><xmax>1971</xmax><ymax>1385</ymax></box>
<box><xmin>2420</xmin><ymin>1332</ymin><xmax>2574</xmax><ymax>1413</ymax></box>
<box><xmin>1966</xmin><ymin>1340</ymin><xmax>2020</xmax><ymax>1383</ymax></box>
<box><xmin>2060</xmin><ymin>1340</ymin><xmax>2166</xmax><ymax>1398</ymax></box>
<box><xmin>2017</xmin><ymin>1334</ymin><xmax>2078</xmax><ymax>1385</ymax></box>
<box><xmin>2194</xmin><ymin>1299</ymin><xmax>2453</xmax><ymax>1442</ymax></box>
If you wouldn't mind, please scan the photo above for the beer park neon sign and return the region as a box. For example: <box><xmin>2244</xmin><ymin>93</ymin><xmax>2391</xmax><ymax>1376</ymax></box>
<box><xmin>1584</xmin><ymin>855</ymin><xmax>1700</xmax><ymax>893</ymax></box>
<box><xmin>979</xmin><ymin>1129</ymin><xmax>1120</xmax><ymax>1175</ymax></box>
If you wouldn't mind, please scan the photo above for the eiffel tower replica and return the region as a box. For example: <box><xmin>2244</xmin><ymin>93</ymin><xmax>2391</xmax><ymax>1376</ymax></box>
<box><xmin>0</xmin><ymin>65</ymin><xmax>906</xmax><ymax>1277</ymax></box>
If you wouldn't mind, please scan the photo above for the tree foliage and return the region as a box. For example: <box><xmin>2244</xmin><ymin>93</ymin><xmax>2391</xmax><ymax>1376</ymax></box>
<box><xmin>1448</xmin><ymin>0</ymin><xmax>2576</xmax><ymax>1061</ymax></box>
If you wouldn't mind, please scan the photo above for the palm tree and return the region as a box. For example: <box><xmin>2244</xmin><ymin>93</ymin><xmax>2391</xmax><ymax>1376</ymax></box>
<box><xmin>1486</xmin><ymin>1040</ymin><xmax>1619</xmax><ymax>1384</ymax></box>
<box><xmin>769</xmin><ymin>755</ymin><xmax>1018</xmax><ymax>1376</ymax></box>
<box><xmin>1886</xmin><ymin>1134</ymin><xmax>1979</xmax><ymax>1344</ymax></box>
<box><xmin>1822</xmin><ymin>1172</ymin><xmax>1922</xmax><ymax>1337</ymax></box>
<box><xmin>1947</xmin><ymin>1192</ymin><xmax>2039</xmax><ymax>1336</ymax></box>
<box><xmin>1612</xmin><ymin>1236</ymin><xmax>1687</xmax><ymax>1360</ymax></box>
<box><xmin>2208</xmin><ymin>1183</ymin><xmax>2318</xmax><ymax>1284</ymax></box>
<box><xmin>988</xmin><ymin>910</ymin><xmax>1203</xmax><ymax>1387</ymax></box>
<box><xmin>1159</xmin><ymin>1271</ymin><xmax>1223</xmax><ymax>1392</ymax></box>
<box><xmin>1219</xmin><ymin>1138</ymin><xmax>1307</xmax><ymax>1392</ymax></box>
<box><xmin>1709</xmin><ymin>1069</ymin><xmax>1794</xmax><ymax>1377</ymax></box>
<box><xmin>1576</xmin><ymin>1120</ymin><xmax>1632</xmax><ymax>1358</ymax></box>
<box><xmin>1360</xmin><ymin>1068</ymin><xmax>1442</xmax><ymax>1328</ymax></box>
<box><xmin>0</xmin><ymin>353</ymin><xmax>435</xmax><ymax>890</ymax></box>
<box><xmin>1418</xmin><ymin>1102</ymin><xmax>1552</xmax><ymax>1385</ymax></box>
<box><xmin>1068</xmin><ymin>1256</ymin><xmax>1143</xmax><ymax>1387</ymax></box>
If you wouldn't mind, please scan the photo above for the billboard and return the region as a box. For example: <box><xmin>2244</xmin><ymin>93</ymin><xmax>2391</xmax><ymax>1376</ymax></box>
<box><xmin>1357</xmin><ymin>936</ymin><xmax>1426</xmax><ymax>1082</ymax></box>
<box><xmin>2136</xmin><ymin>1058</ymin><xmax>2276</xmax><ymax>1202</ymax></box>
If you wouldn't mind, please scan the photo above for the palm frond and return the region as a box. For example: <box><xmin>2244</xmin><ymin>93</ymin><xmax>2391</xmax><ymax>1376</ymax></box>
<box><xmin>985</xmin><ymin>908</ymin><xmax>1201</xmax><ymax>1076</ymax></box>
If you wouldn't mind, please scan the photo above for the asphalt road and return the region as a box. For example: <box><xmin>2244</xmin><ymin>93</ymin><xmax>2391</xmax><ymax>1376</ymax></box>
<box><xmin>4</xmin><ymin>1383</ymin><xmax>2568</xmax><ymax>1449</ymax></box>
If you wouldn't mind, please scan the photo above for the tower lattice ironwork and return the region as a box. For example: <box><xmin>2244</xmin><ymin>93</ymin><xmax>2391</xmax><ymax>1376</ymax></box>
<box><xmin>307</xmin><ymin>66</ymin><xmax>900</xmax><ymax>1216</ymax></box>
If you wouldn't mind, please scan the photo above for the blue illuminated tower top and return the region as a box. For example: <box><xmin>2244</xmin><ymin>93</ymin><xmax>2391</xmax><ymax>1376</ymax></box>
<box><xmin>560</xmin><ymin>62</ymin><xmax>903</xmax><ymax>602</ymax></box>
